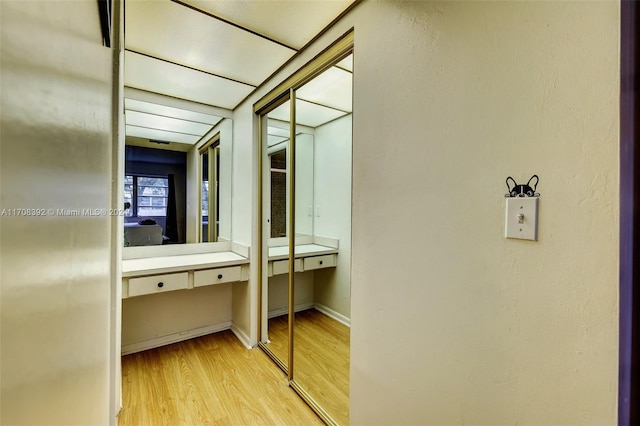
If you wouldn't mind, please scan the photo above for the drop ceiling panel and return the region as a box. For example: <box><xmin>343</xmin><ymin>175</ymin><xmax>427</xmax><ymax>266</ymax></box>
<box><xmin>125</xmin><ymin>110</ymin><xmax>212</xmax><ymax>136</ymax></box>
<box><xmin>269</xmin><ymin>99</ymin><xmax>346</xmax><ymax>128</ymax></box>
<box><xmin>126</xmin><ymin>125</ymin><xmax>201</xmax><ymax>145</ymax></box>
<box><xmin>125</xmin><ymin>98</ymin><xmax>222</xmax><ymax>125</ymax></box>
<box><xmin>268</xmin><ymin>135</ymin><xmax>288</xmax><ymax>147</ymax></box>
<box><xmin>125</xmin><ymin>0</ymin><xmax>296</xmax><ymax>86</ymax></box>
<box><xmin>267</xmin><ymin>104</ymin><xmax>289</xmax><ymax>123</ymax></box>
<box><xmin>125</xmin><ymin>51</ymin><xmax>254</xmax><ymax>109</ymax></box>
<box><xmin>267</xmin><ymin>126</ymin><xmax>290</xmax><ymax>138</ymax></box>
<box><xmin>181</xmin><ymin>0</ymin><xmax>354</xmax><ymax>50</ymax></box>
<box><xmin>297</xmin><ymin>66</ymin><xmax>352</xmax><ymax>113</ymax></box>
<box><xmin>336</xmin><ymin>55</ymin><xmax>353</xmax><ymax>72</ymax></box>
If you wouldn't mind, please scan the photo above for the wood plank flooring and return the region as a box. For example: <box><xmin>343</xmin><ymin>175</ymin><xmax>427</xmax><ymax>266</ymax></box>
<box><xmin>118</xmin><ymin>330</ymin><xmax>323</xmax><ymax>426</ymax></box>
<box><xmin>265</xmin><ymin>314</ymin><xmax>288</xmax><ymax>367</ymax></box>
<box><xmin>268</xmin><ymin>309</ymin><xmax>350</xmax><ymax>426</ymax></box>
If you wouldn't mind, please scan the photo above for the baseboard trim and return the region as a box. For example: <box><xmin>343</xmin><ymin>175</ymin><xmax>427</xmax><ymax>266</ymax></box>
<box><xmin>231</xmin><ymin>322</ymin><xmax>253</xmax><ymax>349</ymax></box>
<box><xmin>268</xmin><ymin>302</ymin><xmax>314</xmax><ymax>319</ymax></box>
<box><xmin>121</xmin><ymin>321</ymin><xmax>232</xmax><ymax>355</ymax></box>
<box><xmin>314</xmin><ymin>303</ymin><xmax>351</xmax><ymax>327</ymax></box>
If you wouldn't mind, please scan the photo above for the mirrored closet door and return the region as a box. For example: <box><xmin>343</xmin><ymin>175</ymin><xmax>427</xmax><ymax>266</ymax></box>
<box><xmin>292</xmin><ymin>53</ymin><xmax>352</xmax><ymax>426</ymax></box>
<box><xmin>261</xmin><ymin>98</ymin><xmax>293</xmax><ymax>371</ymax></box>
<box><xmin>256</xmin><ymin>32</ymin><xmax>353</xmax><ymax>426</ymax></box>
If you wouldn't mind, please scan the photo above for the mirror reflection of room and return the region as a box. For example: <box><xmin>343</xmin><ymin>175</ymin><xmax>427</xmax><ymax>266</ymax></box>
<box><xmin>292</xmin><ymin>53</ymin><xmax>352</xmax><ymax>425</ymax></box>
<box><xmin>270</xmin><ymin>149</ymin><xmax>286</xmax><ymax>239</ymax></box>
<box><xmin>262</xmin><ymin>101</ymin><xmax>293</xmax><ymax>368</ymax></box>
<box><xmin>260</xmin><ymin>52</ymin><xmax>353</xmax><ymax>425</ymax></box>
<box><xmin>113</xmin><ymin>0</ymin><xmax>355</xmax><ymax>424</ymax></box>
<box><xmin>122</xmin><ymin>98</ymin><xmax>232</xmax><ymax>248</ymax></box>
<box><xmin>199</xmin><ymin>136</ymin><xmax>220</xmax><ymax>242</ymax></box>
<box><xmin>124</xmin><ymin>145</ymin><xmax>186</xmax><ymax>246</ymax></box>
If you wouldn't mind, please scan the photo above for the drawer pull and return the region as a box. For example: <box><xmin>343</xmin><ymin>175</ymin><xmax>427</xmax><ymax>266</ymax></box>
<box><xmin>157</xmin><ymin>282</ymin><xmax>164</xmax><ymax>288</ymax></box>
<box><xmin>319</xmin><ymin>260</ymin><xmax>323</xmax><ymax>265</ymax></box>
<box><xmin>218</xmin><ymin>274</ymin><xmax>223</xmax><ymax>279</ymax></box>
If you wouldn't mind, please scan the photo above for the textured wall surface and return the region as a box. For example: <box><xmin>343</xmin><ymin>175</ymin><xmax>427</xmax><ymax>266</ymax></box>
<box><xmin>1</xmin><ymin>1</ymin><xmax>113</xmax><ymax>423</ymax></box>
<box><xmin>349</xmin><ymin>2</ymin><xmax>619</xmax><ymax>424</ymax></box>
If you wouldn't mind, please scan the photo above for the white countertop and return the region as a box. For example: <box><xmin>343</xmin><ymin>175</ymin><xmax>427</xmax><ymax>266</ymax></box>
<box><xmin>123</xmin><ymin>251</ymin><xmax>249</xmax><ymax>277</ymax></box>
<box><xmin>268</xmin><ymin>244</ymin><xmax>338</xmax><ymax>261</ymax></box>
<box><xmin>123</xmin><ymin>244</ymin><xmax>336</xmax><ymax>277</ymax></box>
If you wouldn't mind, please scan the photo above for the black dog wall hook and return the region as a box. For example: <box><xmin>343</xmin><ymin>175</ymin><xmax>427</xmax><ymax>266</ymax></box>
<box><xmin>505</xmin><ymin>175</ymin><xmax>540</xmax><ymax>197</ymax></box>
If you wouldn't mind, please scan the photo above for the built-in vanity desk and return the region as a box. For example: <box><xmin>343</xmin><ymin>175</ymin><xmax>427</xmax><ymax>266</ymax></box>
<box><xmin>121</xmin><ymin>242</ymin><xmax>251</xmax><ymax>354</ymax></box>
<box><xmin>264</xmin><ymin>238</ymin><xmax>342</xmax><ymax>328</ymax></box>
<box><xmin>123</xmin><ymin>251</ymin><xmax>249</xmax><ymax>298</ymax></box>
<box><xmin>267</xmin><ymin>243</ymin><xmax>338</xmax><ymax>276</ymax></box>
<box><xmin>120</xmin><ymin>239</ymin><xmax>337</xmax><ymax>354</ymax></box>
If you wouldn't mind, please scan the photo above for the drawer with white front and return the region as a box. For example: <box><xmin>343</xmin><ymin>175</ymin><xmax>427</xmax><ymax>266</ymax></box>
<box><xmin>128</xmin><ymin>272</ymin><xmax>188</xmax><ymax>297</ymax></box>
<box><xmin>272</xmin><ymin>258</ymin><xmax>303</xmax><ymax>276</ymax></box>
<box><xmin>303</xmin><ymin>254</ymin><xmax>337</xmax><ymax>271</ymax></box>
<box><xmin>194</xmin><ymin>265</ymin><xmax>243</xmax><ymax>287</ymax></box>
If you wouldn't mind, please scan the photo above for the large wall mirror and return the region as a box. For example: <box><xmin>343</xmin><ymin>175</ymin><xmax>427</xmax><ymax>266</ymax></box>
<box><xmin>199</xmin><ymin>133</ymin><xmax>221</xmax><ymax>243</ymax></box>
<box><xmin>122</xmin><ymin>96</ymin><xmax>233</xmax><ymax>254</ymax></box>
<box><xmin>257</xmin><ymin>33</ymin><xmax>353</xmax><ymax>425</ymax></box>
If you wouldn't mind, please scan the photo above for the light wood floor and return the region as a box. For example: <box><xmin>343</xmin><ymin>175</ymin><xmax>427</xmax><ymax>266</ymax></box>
<box><xmin>264</xmin><ymin>314</ymin><xmax>288</xmax><ymax>367</ymax></box>
<box><xmin>119</xmin><ymin>330</ymin><xmax>323</xmax><ymax>426</ymax></box>
<box><xmin>268</xmin><ymin>309</ymin><xmax>350</xmax><ymax>426</ymax></box>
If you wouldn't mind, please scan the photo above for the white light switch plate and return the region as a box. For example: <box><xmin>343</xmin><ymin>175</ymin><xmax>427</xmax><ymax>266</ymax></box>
<box><xmin>505</xmin><ymin>197</ymin><xmax>539</xmax><ymax>241</ymax></box>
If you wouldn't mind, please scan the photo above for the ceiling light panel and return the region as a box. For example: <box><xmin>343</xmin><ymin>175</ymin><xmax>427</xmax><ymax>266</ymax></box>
<box><xmin>125</xmin><ymin>125</ymin><xmax>201</xmax><ymax>145</ymax></box>
<box><xmin>125</xmin><ymin>0</ymin><xmax>295</xmax><ymax>86</ymax></box>
<box><xmin>125</xmin><ymin>98</ymin><xmax>222</xmax><ymax>125</ymax></box>
<box><xmin>181</xmin><ymin>0</ymin><xmax>354</xmax><ymax>50</ymax></box>
<box><xmin>297</xmin><ymin>67</ymin><xmax>352</xmax><ymax>113</ymax></box>
<box><xmin>125</xmin><ymin>110</ymin><xmax>212</xmax><ymax>136</ymax></box>
<box><xmin>124</xmin><ymin>51</ymin><xmax>254</xmax><ymax>109</ymax></box>
<box><xmin>268</xmin><ymin>99</ymin><xmax>347</xmax><ymax>128</ymax></box>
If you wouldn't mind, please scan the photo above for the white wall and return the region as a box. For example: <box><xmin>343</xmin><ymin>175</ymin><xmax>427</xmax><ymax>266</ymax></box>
<box><xmin>121</xmin><ymin>285</ymin><xmax>232</xmax><ymax>351</ymax></box>
<box><xmin>268</xmin><ymin>272</ymin><xmax>315</xmax><ymax>316</ymax></box>
<box><xmin>349</xmin><ymin>2</ymin><xmax>619</xmax><ymax>424</ymax></box>
<box><xmin>230</xmin><ymin>102</ymin><xmax>257</xmax><ymax>344</ymax></box>
<box><xmin>296</xmin><ymin>133</ymin><xmax>315</xmax><ymax>236</ymax></box>
<box><xmin>1</xmin><ymin>1</ymin><xmax>113</xmax><ymax>424</ymax></box>
<box><xmin>232</xmin><ymin>105</ymin><xmax>255</xmax><ymax>247</ymax></box>
<box><xmin>313</xmin><ymin>114</ymin><xmax>352</xmax><ymax>320</ymax></box>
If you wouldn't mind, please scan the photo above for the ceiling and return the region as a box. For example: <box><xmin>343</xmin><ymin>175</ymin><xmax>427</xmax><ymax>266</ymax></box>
<box><xmin>266</xmin><ymin>54</ymin><xmax>353</xmax><ymax>146</ymax></box>
<box><xmin>123</xmin><ymin>0</ymin><xmax>354</xmax><ymax>150</ymax></box>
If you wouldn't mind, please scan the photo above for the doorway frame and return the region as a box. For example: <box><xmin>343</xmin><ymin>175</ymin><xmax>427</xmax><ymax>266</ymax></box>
<box><xmin>620</xmin><ymin>1</ymin><xmax>640</xmax><ymax>424</ymax></box>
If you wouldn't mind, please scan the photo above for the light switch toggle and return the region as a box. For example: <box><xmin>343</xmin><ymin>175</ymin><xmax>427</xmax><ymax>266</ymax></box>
<box><xmin>505</xmin><ymin>197</ymin><xmax>539</xmax><ymax>241</ymax></box>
